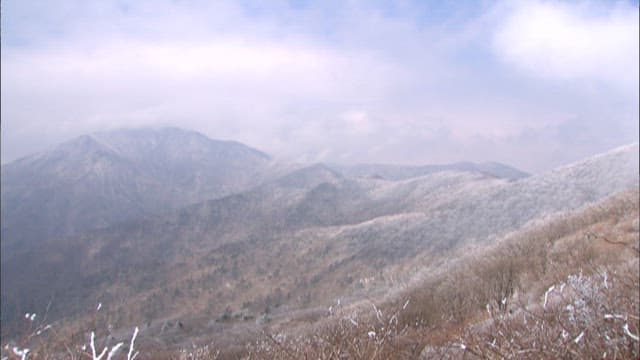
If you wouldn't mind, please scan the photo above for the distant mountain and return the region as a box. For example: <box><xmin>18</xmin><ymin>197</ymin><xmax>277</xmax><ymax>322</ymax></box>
<box><xmin>330</xmin><ymin>161</ymin><xmax>530</xmax><ymax>181</ymax></box>
<box><xmin>2</xmin><ymin>143</ymin><xmax>636</xmax><ymax>345</ymax></box>
<box><xmin>0</xmin><ymin>127</ymin><xmax>273</xmax><ymax>252</ymax></box>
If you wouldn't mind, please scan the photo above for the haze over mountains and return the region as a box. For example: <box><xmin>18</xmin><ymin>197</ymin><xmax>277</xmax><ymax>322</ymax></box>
<box><xmin>0</xmin><ymin>127</ymin><xmax>274</xmax><ymax>253</ymax></box>
<box><xmin>1</xmin><ymin>127</ymin><xmax>638</xmax><ymax>352</ymax></box>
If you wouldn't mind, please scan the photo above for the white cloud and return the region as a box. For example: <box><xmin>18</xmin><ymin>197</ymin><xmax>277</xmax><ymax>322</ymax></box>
<box><xmin>0</xmin><ymin>34</ymin><xmax>407</xmax><ymax>161</ymax></box>
<box><xmin>493</xmin><ymin>1</ymin><xmax>639</xmax><ymax>90</ymax></box>
<box><xmin>340</xmin><ymin>110</ymin><xmax>374</xmax><ymax>135</ymax></box>
<box><xmin>1</xmin><ymin>0</ymin><xmax>638</xmax><ymax>172</ymax></box>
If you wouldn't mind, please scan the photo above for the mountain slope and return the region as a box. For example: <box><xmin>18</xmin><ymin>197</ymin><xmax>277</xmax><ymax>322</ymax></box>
<box><xmin>0</xmin><ymin>127</ymin><xmax>273</xmax><ymax>252</ymax></box>
<box><xmin>1</xmin><ymin>144</ymin><xmax>636</xmax><ymax>346</ymax></box>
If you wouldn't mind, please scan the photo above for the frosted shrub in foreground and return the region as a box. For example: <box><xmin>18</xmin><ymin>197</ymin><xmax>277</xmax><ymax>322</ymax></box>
<box><xmin>88</xmin><ymin>326</ymin><xmax>138</xmax><ymax>360</ymax></box>
<box><xmin>451</xmin><ymin>263</ymin><xmax>639</xmax><ymax>359</ymax></box>
<box><xmin>244</xmin><ymin>299</ymin><xmax>420</xmax><ymax>359</ymax></box>
<box><xmin>0</xmin><ymin>304</ymin><xmax>140</xmax><ymax>360</ymax></box>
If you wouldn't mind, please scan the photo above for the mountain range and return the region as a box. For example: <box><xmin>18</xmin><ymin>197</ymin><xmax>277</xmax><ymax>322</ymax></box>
<box><xmin>1</xmin><ymin>127</ymin><xmax>638</xmax><ymax>353</ymax></box>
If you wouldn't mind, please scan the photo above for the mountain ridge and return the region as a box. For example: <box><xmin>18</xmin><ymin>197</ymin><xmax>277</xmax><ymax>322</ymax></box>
<box><xmin>1</xmin><ymin>127</ymin><xmax>533</xmax><ymax>253</ymax></box>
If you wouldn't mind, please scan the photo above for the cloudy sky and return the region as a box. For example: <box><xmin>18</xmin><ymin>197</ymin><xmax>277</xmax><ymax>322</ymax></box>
<box><xmin>1</xmin><ymin>0</ymin><xmax>638</xmax><ymax>172</ymax></box>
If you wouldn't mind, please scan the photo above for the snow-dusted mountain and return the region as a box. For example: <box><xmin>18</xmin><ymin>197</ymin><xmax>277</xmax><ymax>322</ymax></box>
<box><xmin>1</xmin><ymin>127</ymin><xmax>532</xmax><ymax>253</ymax></box>
<box><xmin>1</xmin><ymin>140</ymin><xmax>636</xmax><ymax>344</ymax></box>
<box><xmin>0</xmin><ymin>127</ymin><xmax>273</xmax><ymax>252</ymax></box>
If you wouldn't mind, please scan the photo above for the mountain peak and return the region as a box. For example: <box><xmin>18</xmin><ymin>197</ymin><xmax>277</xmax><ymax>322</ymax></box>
<box><xmin>88</xmin><ymin>127</ymin><xmax>270</xmax><ymax>162</ymax></box>
<box><xmin>1</xmin><ymin>127</ymin><xmax>274</xmax><ymax>250</ymax></box>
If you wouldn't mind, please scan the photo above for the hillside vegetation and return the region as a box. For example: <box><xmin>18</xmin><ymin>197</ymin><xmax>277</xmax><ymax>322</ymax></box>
<box><xmin>228</xmin><ymin>187</ymin><xmax>640</xmax><ymax>359</ymax></box>
<box><xmin>1</xmin><ymin>133</ymin><xmax>637</xmax><ymax>359</ymax></box>
<box><xmin>4</xmin><ymin>186</ymin><xmax>637</xmax><ymax>359</ymax></box>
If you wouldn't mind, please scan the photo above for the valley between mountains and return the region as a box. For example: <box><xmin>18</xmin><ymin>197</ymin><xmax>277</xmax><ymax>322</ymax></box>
<box><xmin>1</xmin><ymin>127</ymin><xmax>638</xmax><ymax>358</ymax></box>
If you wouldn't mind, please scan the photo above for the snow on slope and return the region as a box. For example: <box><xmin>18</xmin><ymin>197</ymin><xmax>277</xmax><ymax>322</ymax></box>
<box><xmin>311</xmin><ymin>143</ymin><xmax>639</xmax><ymax>259</ymax></box>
